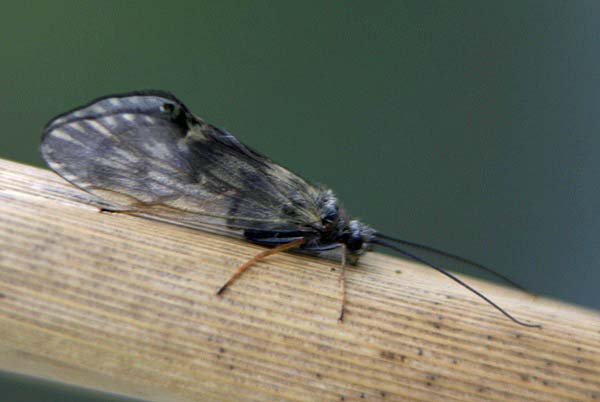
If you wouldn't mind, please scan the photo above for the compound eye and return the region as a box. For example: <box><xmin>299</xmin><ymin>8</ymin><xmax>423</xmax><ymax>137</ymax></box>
<box><xmin>346</xmin><ymin>234</ymin><xmax>363</xmax><ymax>251</ymax></box>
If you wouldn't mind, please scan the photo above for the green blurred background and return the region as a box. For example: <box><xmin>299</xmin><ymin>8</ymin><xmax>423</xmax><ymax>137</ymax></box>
<box><xmin>2</xmin><ymin>1</ymin><xmax>600</xmax><ymax>400</ymax></box>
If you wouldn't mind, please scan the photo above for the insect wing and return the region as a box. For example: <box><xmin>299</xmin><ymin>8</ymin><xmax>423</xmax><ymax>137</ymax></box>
<box><xmin>41</xmin><ymin>91</ymin><xmax>321</xmax><ymax>235</ymax></box>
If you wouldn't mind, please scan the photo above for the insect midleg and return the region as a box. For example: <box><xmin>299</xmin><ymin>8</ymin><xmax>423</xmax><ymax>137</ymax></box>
<box><xmin>216</xmin><ymin>238</ymin><xmax>305</xmax><ymax>295</ymax></box>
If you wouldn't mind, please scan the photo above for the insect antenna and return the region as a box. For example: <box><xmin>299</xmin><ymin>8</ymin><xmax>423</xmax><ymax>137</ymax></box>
<box><xmin>374</xmin><ymin>233</ymin><xmax>528</xmax><ymax>292</ymax></box>
<box><xmin>372</xmin><ymin>238</ymin><xmax>542</xmax><ymax>328</ymax></box>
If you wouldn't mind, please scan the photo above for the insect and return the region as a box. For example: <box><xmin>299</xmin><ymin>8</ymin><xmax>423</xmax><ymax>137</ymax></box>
<box><xmin>41</xmin><ymin>90</ymin><xmax>540</xmax><ymax>328</ymax></box>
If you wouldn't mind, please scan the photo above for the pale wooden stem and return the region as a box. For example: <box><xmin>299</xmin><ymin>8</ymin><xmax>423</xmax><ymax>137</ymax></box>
<box><xmin>0</xmin><ymin>158</ymin><xmax>599</xmax><ymax>402</ymax></box>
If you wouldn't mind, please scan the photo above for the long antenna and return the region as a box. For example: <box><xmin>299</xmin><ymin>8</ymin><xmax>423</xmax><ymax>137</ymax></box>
<box><xmin>372</xmin><ymin>238</ymin><xmax>541</xmax><ymax>328</ymax></box>
<box><xmin>374</xmin><ymin>232</ymin><xmax>528</xmax><ymax>292</ymax></box>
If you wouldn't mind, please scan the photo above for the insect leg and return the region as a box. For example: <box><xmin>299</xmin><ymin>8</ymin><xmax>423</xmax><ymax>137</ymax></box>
<box><xmin>216</xmin><ymin>238</ymin><xmax>305</xmax><ymax>295</ymax></box>
<box><xmin>338</xmin><ymin>244</ymin><xmax>348</xmax><ymax>323</ymax></box>
<box><xmin>99</xmin><ymin>207</ymin><xmax>137</xmax><ymax>214</ymax></box>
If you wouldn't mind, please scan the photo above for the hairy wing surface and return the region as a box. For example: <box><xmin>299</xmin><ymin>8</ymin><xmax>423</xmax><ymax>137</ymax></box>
<box><xmin>41</xmin><ymin>91</ymin><xmax>322</xmax><ymax>235</ymax></box>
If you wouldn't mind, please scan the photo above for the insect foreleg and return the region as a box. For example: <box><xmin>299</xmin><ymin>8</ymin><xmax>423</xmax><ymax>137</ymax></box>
<box><xmin>338</xmin><ymin>244</ymin><xmax>348</xmax><ymax>323</ymax></box>
<box><xmin>99</xmin><ymin>207</ymin><xmax>137</xmax><ymax>214</ymax></box>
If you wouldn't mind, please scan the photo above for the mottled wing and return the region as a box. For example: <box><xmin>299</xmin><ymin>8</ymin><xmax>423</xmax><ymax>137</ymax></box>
<box><xmin>41</xmin><ymin>91</ymin><xmax>323</xmax><ymax>237</ymax></box>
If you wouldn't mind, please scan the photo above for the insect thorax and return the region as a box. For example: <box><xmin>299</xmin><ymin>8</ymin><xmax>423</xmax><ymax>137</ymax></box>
<box><xmin>314</xmin><ymin>189</ymin><xmax>375</xmax><ymax>255</ymax></box>
<box><xmin>241</xmin><ymin>187</ymin><xmax>374</xmax><ymax>256</ymax></box>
